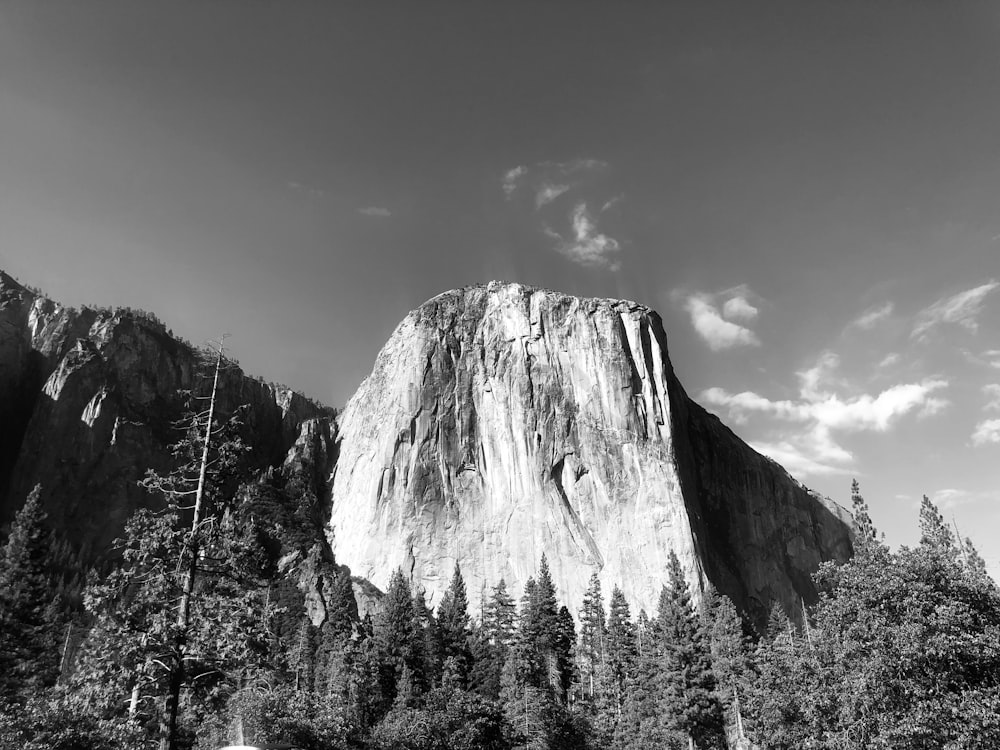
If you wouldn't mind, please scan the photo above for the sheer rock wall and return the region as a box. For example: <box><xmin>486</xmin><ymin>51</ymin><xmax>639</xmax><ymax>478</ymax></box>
<box><xmin>328</xmin><ymin>281</ymin><xmax>853</xmax><ymax>622</ymax></box>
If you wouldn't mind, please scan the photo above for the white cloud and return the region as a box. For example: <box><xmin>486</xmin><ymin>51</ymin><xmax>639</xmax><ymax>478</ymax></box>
<box><xmin>700</xmin><ymin>352</ymin><xmax>949</xmax><ymax>476</ymax></box>
<box><xmin>535</xmin><ymin>183</ymin><xmax>570</xmax><ymax>208</ymax></box>
<box><xmin>357</xmin><ymin>206</ymin><xmax>391</xmax><ymax>217</ymax></box>
<box><xmin>850</xmin><ymin>302</ymin><xmax>894</xmax><ymax>330</ymax></box>
<box><xmin>972</xmin><ymin>418</ymin><xmax>1000</xmax><ymax>446</ymax></box>
<box><xmin>722</xmin><ymin>295</ymin><xmax>759</xmax><ymax>323</ymax></box>
<box><xmin>932</xmin><ymin>487</ymin><xmax>1000</xmax><ymax>510</ymax></box>
<box><xmin>877</xmin><ymin>353</ymin><xmax>901</xmax><ymax>369</ymax></box>
<box><xmin>912</xmin><ymin>280</ymin><xmax>999</xmax><ymax>340</ymax></box>
<box><xmin>547</xmin><ymin>203</ymin><xmax>623</xmax><ymax>270</ymax></box>
<box><xmin>502</xmin><ymin>165</ymin><xmax>527</xmax><ymax>198</ymax></box>
<box><xmin>750</xmin><ymin>438</ymin><xmax>853</xmax><ymax>477</ymax></box>
<box><xmin>984</xmin><ymin>384</ymin><xmax>1000</xmax><ymax>412</ymax></box>
<box><xmin>684</xmin><ymin>295</ymin><xmax>761</xmax><ymax>351</ymax></box>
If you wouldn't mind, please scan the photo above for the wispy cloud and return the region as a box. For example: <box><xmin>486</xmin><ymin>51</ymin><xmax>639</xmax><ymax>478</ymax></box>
<box><xmin>972</xmin><ymin>418</ymin><xmax>1000</xmax><ymax>446</ymax></box>
<box><xmin>679</xmin><ymin>285</ymin><xmax>762</xmax><ymax>351</ymax></box>
<box><xmin>502</xmin><ymin>165</ymin><xmax>527</xmax><ymax>198</ymax></box>
<box><xmin>850</xmin><ymin>301</ymin><xmax>894</xmax><ymax>331</ymax></box>
<box><xmin>545</xmin><ymin>203</ymin><xmax>622</xmax><ymax>270</ymax></box>
<box><xmin>535</xmin><ymin>183</ymin><xmax>570</xmax><ymax>208</ymax></box>
<box><xmin>701</xmin><ymin>351</ymin><xmax>949</xmax><ymax>476</ymax></box>
<box><xmin>504</xmin><ymin>159</ymin><xmax>624</xmax><ymax>271</ymax></box>
<box><xmin>357</xmin><ymin>206</ymin><xmax>391</xmax><ymax>217</ymax></box>
<box><xmin>912</xmin><ymin>280</ymin><xmax>999</xmax><ymax>340</ymax></box>
<box><xmin>287</xmin><ymin>181</ymin><xmax>327</xmax><ymax>198</ymax></box>
<box><xmin>930</xmin><ymin>488</ymin><xmax>1000</xmax><ymax>511</ymax></box>
<box><xmin>984</xmin><ymin>384</ymin><xmax>1000</xmax><ymax>412</ymax></box>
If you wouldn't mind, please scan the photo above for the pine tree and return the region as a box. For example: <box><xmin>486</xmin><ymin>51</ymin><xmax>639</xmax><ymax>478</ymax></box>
<box><xmin>470</xmin><ymin>578</ymin><xmax>517</xmax><ymax>698</ymax></box>
<box><xmin>0</xmin><ymin>484</ymin><xmax>62</xmax><ymax>700</ymax></box>
<box><xmin>918</xmin><ymin>494</ymin><xmax>955</xmax><ymax>555</ymax></box>
<box><xmin>72</xmin><ymin>340</ymin><xmax>268</xmax><ymax>750</ymax></box>
<box><xmin>436</xmin><ymin>563</ymin><xmax>471</xmax><ymax>686</ymax></box>
<box><xmin>850</xmin><ymin>478</ymin><xmax>879</xmax><ymax>552</ymax></box>
<box><xmin>373</xmin><ymin>568</ymin><xmax>427</xmax><ymax>708</ymax></box>
<box><xmin>704</xmin><ymin>592</ymin><xmax>750</xmax><ymax>745</ymax></box>
<box><xmin>602</xmin><ymin>585</ymin><xmax>636</xmax><ymax>728</ymax></box>
<box><xmin>657</xmin><ymin>551</ymin><xmax>725</xmax><ymax>749</ymax></box>
<box><xmin>578</xmin><ymin>571</ymin><xmax>607</xmax><ymax>700</ymax></box>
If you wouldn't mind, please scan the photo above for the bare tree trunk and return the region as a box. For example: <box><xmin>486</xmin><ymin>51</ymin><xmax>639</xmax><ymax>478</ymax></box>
<box><xmin>159</xmin><ymin>338</ymin><xmax>226</xmax><ymax>750</ymax></box>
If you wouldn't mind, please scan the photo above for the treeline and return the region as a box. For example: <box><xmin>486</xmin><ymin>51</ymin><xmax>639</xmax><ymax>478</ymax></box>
<box><xmin>1</xmin><ymin>385</ymin><xmax>999</xmax><ymax>750</ymax></box>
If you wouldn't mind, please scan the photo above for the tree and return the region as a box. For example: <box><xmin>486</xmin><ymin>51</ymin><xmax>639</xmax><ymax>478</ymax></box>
<box><xmin>918</xmin><ymin>494</ymin><xmax>955</xmax><ymax>555</ymax></box>
<box><xmin>850</xmin><ymin>479</ymin><xmax>879</xmax><ymax>553</ymax></box>
<box><xmin>0</xmin><ymin>484</ymin><xmax>63</xmax><ymax>700</ymax></box>
<box><xmin>656</xmin><ymin>551</ymin><xmax>724</xmax><ymax>749</ymax></box>
<box><xmin>578</xmin><ymin>571</ymin><xmax>606</xmax><ymax>700</ymax></box>
<box><xmin>436</xmin><ymin>563</ymin><xmax>472</xmax><ymax>686</ymax></box>
<box><xmin>373</xmin><ymin>568</ymin><xmax>426</xmax><ymax>711</ymax></box>
<box><xmin>73</xmin><ymin>339</ymin><xmax>268</xmax><ymax>750</ymax></box>
<box><xmin>471</xmin><ymin>578</ymin><xmax>518</xmax><ymax>698</ymax></box>
<box><xmin>598</xmin><ymin>584</ymin><xmax>636</xmax><ymax>740</ymax></box>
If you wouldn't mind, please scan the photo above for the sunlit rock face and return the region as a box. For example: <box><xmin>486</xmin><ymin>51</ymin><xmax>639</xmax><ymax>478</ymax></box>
<box><xmin>329</xmin><ymin>281</ymin><xmax>853</xmax><ymax>624</ymax></box>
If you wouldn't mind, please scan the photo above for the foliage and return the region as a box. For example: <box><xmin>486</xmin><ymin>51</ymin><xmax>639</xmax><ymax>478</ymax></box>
<box><xmin>0</xmin><ymin>484</ymin><xmax>64</xmax><ymax>700</ymax></box>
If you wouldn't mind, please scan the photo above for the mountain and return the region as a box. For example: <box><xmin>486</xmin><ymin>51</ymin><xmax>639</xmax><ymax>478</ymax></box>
<box><xmin>0</xmin><ymin>271</ymin><xmax>853</xmax><ymax>627</ymax></box>
<box><xmin>328</xmin><ymin>281</ymin><xmax>854</xmax><ymax>624</ymax></box>
<box><xmin>0</xmin><ymin>271</ymin><xmax>342</xmax><ymax>613</ymax></box>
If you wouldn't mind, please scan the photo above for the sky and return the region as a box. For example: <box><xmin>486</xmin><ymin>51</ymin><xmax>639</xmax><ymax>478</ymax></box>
<box><xmin>2</xmin><ymin>1</ymin><xmax>999</xmax><ymax>570</ymax></box>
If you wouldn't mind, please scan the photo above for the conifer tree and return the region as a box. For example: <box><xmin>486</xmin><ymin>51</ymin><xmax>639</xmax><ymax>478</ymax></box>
<box><xmin>436</xmin><ymin>563</ymin><xmax>471</xmax><ymax>685</ymax></box>
<box><xmin>602</xmin><ymin>585</ymin><xmax>637</xmax><ymax>727</ymax></box>
<box><xmin>373</xmin><ymin>567</ymin><xmax>428</xmax><ymax>708</ymax></box>
<box><xmin>471</xmin><ymin>578</ymin><xmax>517</xmax><ymax>697</ymax></box>
<box><xmin>578</xmin><ymin>571</ymin><xmax>607</xmax><ymax>700</ymax></box>
<box><xmin>483</xmin><ymin>578</ymin><xmax>517</xmax><ymax>650</ymax></box>
<box><xmin>0</xmin><ymin>484</ymin><xmax>62</xmax><ymax>699</ymax></box>
<box><xmin>918</xmin><ymin>494</ymin><xmax>955</xmax><ymax>555</ymax></box>
<box><xmin>704</xmin><ymin>592</ymin><xmax>751</xmax><ymax>744</ymax></box>
<box><xmin>850</xmin><ymin>478</ymin><xmax>879</xmax><ymax>552</ymax></box>
<box><xmin>657</xmin><ymin>551</ymin><xmax>725</xmax><ymax>749</ymax></box>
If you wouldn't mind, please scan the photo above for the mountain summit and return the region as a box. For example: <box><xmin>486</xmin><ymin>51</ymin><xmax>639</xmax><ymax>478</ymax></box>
<box><xmin>328</xmin><ymin>281</ymin><xmax>853</xmax><ymax>622</ymax></box>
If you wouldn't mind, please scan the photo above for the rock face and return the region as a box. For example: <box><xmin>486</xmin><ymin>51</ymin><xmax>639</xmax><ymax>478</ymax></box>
<box><xmin>0</xmin><ymin>271</ymin><xmax>332</xmax><ymax>561</ymax></box>
<box><xmin>328</xmin><ymin>281</ymin><xmax>853</xmax><ymax>624</ymax></box>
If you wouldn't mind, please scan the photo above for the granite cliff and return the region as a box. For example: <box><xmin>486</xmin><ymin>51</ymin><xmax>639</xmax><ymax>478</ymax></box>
<box><xmin>329</xmin><ymin>281</ymin><xmax>853</xmax><ymax>623</ymax></box>
<box><xmin>0</xmin><ymin>270</ymin><xmax>335</xmax><ymax>570</ymax></box>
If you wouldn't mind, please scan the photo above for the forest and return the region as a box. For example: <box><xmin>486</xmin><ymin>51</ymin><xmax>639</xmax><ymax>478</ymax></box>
<box><xmin>1</xmin><ymin>356</ymin><xmax>998</xmax><ymax>750</ymax></box>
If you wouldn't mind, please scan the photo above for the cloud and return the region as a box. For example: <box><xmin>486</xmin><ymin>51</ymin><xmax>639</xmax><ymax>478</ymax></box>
<box><xmin>357</xmin><ymin>206</ymin><xmax>391</xmax><ymax>217</ymax></box>
<box><xmin>722</xmin><ymin>294</ymin><xmax>759</xmax><ymax>323</ymax></box>
<box><xmin>535</xmin><ymin>183</ymin><xmax>570</xmax><ymax>208</ymax></box>
<box><xmin>287</xmin><ymin>181</ymin><xmax>327</xmax><ymax>198</ymax></box>
<box><xmin>502</xmin><ymin>165</ymin><xmax>527</xmax><ymax>198</ymax></box>
<box><xmin>912</xmin><ymin>280</ymin><xmax>999</xmax><ymax>340</ymax></box>
<box><xmin>501</xmin><ymin>159</ymin><xmax>607</xmax><ymax>201</ymax></box>
<box><xmin>932</xmin><ymin>487</ymin><xmax>1000</xmax><ymax>510</ymax></box>
<box><xmin>972</xmin><ymin>418</ymin><xmax>1000</xmax><ymax>446</ymax></box>
<box><xmin>600</xmin><ymin>194</ymin><xmax>624</xmax><ymax>213</ymax></box>
<box><xmin>878</xmin><ymin>352</ymin><xmax>901</xmax><ymax>369</ymax></box>
<box><xmin>546</xmin><ymin>203</ymin><xmax>623</xmax><ymax>270</ymax></box>
<box><xmin>681</xmin><ymin>287</ymin><xmax>762</xmax><ymax>351</ymax></box>
<box><xmin>984</xmin><ymin>384</ymin><xmax>1000</xmax><ymax>412</ymax></box>
<box><xmin>700</xmin><ymin>352</ymin><xmax>949</xmax><ymax>476</ymax></box>
<box><xmin>503</xmin><ymin>159</ymin><xmax>625</xmax><ymax>270</ymax></box>
<box><xmin>850</xmin><ymin>302</ymin><xmax>894</xmax><ymax>331</ymax></box>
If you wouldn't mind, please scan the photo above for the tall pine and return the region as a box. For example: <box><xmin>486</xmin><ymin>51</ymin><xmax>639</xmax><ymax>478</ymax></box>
<box><xmin>0</xmin><ymin>484</ymin><xmax>62</xmax><ymax>700</ymax></box>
